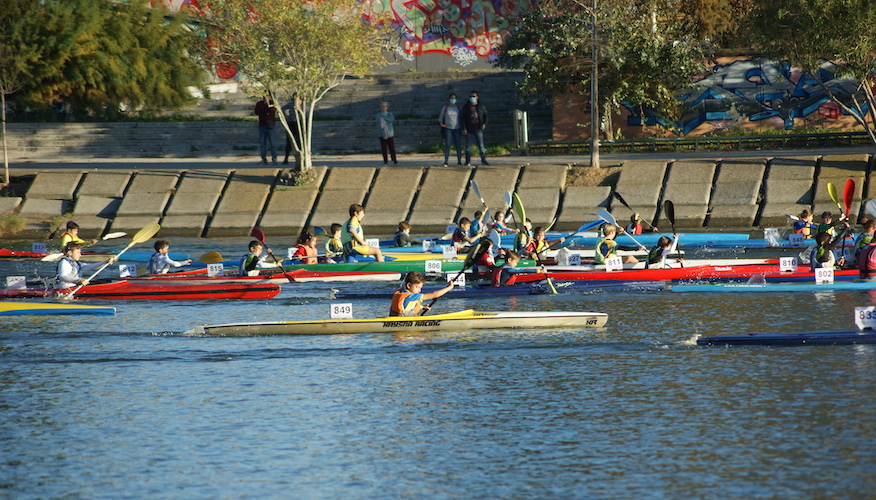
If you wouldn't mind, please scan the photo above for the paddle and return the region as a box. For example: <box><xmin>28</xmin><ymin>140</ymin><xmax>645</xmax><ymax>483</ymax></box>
<box><xmin>421</xmin><ymin>238</ymin><xmax>490</xmax><ymax>315</ymax></box>
<box><xmin>867</xmin><ymin>199</ymin><xmax>876</xmax><ymax>219</ymax></box>
<box><xmin>546</xmin><ymin>220</ymin><xmax>603</xmax><ymax>251</ymax></box>
<box><xmin>827</xmin><ymin>182</ymin><xmax>843</xmax><ymax>215</ymax></box>
<box><xmin>196</xmin><ymin>251</ymin><xmax>224</xmax><ymax>264</ymax></box>
<box><xmin>64</xmin><ymin>222</ymin><xmax>160</xmax><ymax>298</ymax></box>
<box><xmin>470</xmin><ymin>180</ymin><xmax>487</xmax><ymax>209</ymax></box>
<box><xmin>250</xmin><ymin>226</ymin><xmax>297</xmax><ymax>283</ymax></box>
<box><xmin>512</xmin><ymin>192</ymin><xmax>557</xmax><ymax>294</ymax></box>
<box><xmin>843</xmin><ymin>179</ymin><xmax>855</xmax><ymax>220</ymax></box>
<box><xmin>613</xmin><ymin>192</ymin><xmax>657</xmax><ymax>230</ymax></box>
<box><xmin>41</xmin><ymin>232</ymin><xmax>129</xmax><ymax>262</ymax></box>
<box><xmin>663</xmin><ymin>200</ymin><xmax>682</xmax><ymax>268</ymax></box>
<box><xmin>597</xmin><ymin>209</ymin><xmax>646</xmax><ymax>249</ymax></box>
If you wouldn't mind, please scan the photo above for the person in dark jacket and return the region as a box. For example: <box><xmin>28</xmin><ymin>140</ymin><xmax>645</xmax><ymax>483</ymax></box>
<box><xmin>460</xmin><ymin>90</ymin><xmax>488</xmax><ymax>166</ymax></box>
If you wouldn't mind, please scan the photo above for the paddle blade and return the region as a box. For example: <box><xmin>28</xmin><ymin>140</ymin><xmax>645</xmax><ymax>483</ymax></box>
<box><xmin>613</xmin><ymin>191</ymin><xmax>633</xmax><ymax>211</ymax></box>
<box><xmin>512</xmin><ymin>193</ymin><xmax>526</xmax><ymax>226</ymax></box>
<box><xmin>577</xmin><ymin>220</ymin><xmax>603</xmax><ymax>232</ymax></box>
<box><xmin>463</xmin><ymin>238</ymin><xmax>491</xmax><ymax>269</ymax></box>
<box><xmin>250</xmin><ymin>226</ymin><xmax>266</xmax><ymax>244</ymax></box>
<box><xmin>844</xmin><ymin>179</ymin><xmax>855</xmax><ymax>217</ymax></box>
<box><xmin>866</xmin><ymin>199</ymin><xmax>876</xmax><ymax>218</ymax></box>
<box><xmin>102</xmin><ymin>232</ymin><xmax>127</xmax><ymax>240</ymax></box>
<box><xmin>545</xmin><ymin>216</ymin><xmax>557</xmax><ymax>232</ymax></box>
<box><xmin>313</xmin><ymin>226</ymin><xmax>325</xmax><ymax>235</ymax></box>
<box><xmin>504</xmin><ymin>191</ymin><xmax>513</xmax><ymax>208</ymax></box>
<box><xmin>596</xmin><ymin>209</ymin><xmax>617</xmax><ymax>227</ymax></box>
<box><xmin>664</xmin><ymin>200</ymin><xmax>677</xmax><ymax>234</ymax></box>
<box><xmin>131</xmin><ymin>222</ymin><xmax>161</xmax><ymax>245</ymax></box>
<box><xmin>471</xmin><ymin>180</ymin><xmax>485</xmax><ymax>205</ymax></box>
<box><xmin>197</xmin><ymin>251</ymin><xmax>224</xmax><ymax>264</ymax></box>
<box><xmin>40</xmin><ymin>252</ymin><xmax>64</xmax><ymax>262</ymax></box>
<box><xmin>827</xmin><ymin>182</ymin><xmax>840</xmax><ymax>206</ymax></box>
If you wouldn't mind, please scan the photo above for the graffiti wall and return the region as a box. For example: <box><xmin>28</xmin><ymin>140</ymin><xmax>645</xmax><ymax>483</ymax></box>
<box><xmin>361</xmin><ymin>0</ymin><xmax>535</xmax><ymax>70</ymax></box>
<box><xmin>554</xmin><ymin>58</ymin><xmax>869</xmax><ymax>140</ymax></box>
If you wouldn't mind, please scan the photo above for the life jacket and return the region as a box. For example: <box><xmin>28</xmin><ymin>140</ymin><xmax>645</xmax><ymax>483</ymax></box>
<box><xmin>646</xmin><ymin>245</ymin><xmax>663</xmax><ymax>266</ymax></box>
<box><xmin>239</xmin><ymin>252</ymin><xmax>260</xmax><ymax>276</ymax></box>
<box><xmin>56</xmin><ymin>256</ymin><xmax>82</xmax><ymax>285</ymax></box>
<box><xmin>625</xmin><ymin>222</ymin><xmax>643</xmax><ymax>235</ymax></box>
<box><xmin>293</xmin><ymin>244</ymin><xmax>317</xmax><ymax>264</ymax></box>
<box><xmin>325</xmin><ymin>237</ymin><xmax>343</xmax><ymax>257</ymax></box>
<box><xmin>453</xmin><ymin>228</ymin><xmax>467</xmax><ymax>243</ymax></box>
<box><xmin>594</xmin><ymin>237</ymin><xmax>616</xmax><ymax>265</ymax></box>
<box><xmin>855</xmin><ymin>234</ymin><xmax>873</xmax><ymax>258</ymax></box>
<box><xmin>858</xmin><ymin>244</ymin><xmax>876</xmax><ymax>278</ymax></box>
<box><xmin>794</xmin><ymin>221</ymin><xmax>813</xmax><ymax>238</ymax></box>
<box><xmin>390</xmin><ymin>290</ymin><xmax>422</xmax><ymax>316</ymax></box>
<box><xmin>147</xmin><ymin>252</ymin><xmax>163</xmax><ymax>274</ymax></box>
<box><xmin>474</xmin><ymin>251</ymin><xmax>495</xmax><ymax>273</ymax></box>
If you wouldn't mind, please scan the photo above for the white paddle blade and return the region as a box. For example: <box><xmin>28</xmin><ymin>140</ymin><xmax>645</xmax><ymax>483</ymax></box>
<box><xmin>41</xmin><ymin>253</ymin><xmax>65</xmax><ymax>262</ymax></box>
<box><xmin>596</xmin><ymin>209</ymin><xmax>617</xmax><ymax>227</ymax></box>
<box><xmin>866</xmin><ymin>199</ymin><xmax>876</xmax><ymax>218</ymax></box>
<box><xmin>102</xmin><ymin>232</ymin><xmax>127</xmax><ymax>240</ymax></box>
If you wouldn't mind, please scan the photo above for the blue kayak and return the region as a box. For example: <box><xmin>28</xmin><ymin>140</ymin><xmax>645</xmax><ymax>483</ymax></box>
<box><xmin>333</xmin><ymin>280</ymin><xmax>667</xmax><ymax>299</ymax></box>
<box><xmin>672</xmin><ymin>280</ymin><xmax>876</xmax><ymax>293</ymax></box>
<box><xmin>697</xmin><ymin>330</ymin><xmax>876</xmax><ymax>346</ymax></box>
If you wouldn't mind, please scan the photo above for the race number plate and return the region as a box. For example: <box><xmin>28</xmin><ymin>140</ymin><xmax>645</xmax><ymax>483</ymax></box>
<box><xmin>330</xmin><ymin>303</ymin><xmax>353</xmax><ymax>319</ymax></box>
<box><xmin>779</xmin><ymin>257</ymin><xmax>798</xmax><ymax>272</ymax></box>
<box><xmin>605</xmin><ymin>256</ymin><xmax>623</xmax><ymax>272</ymax></box>
<box><xmin>442</xmin><ymin>246</ymin><xmax>457</xmax><ymax>259</ymax></box>
<box><xmin>365</xmin><ymin>238</ymin><xmax>380</xmax><ymax>248</ymax></box>
<box><xmin>855</xmin><ymin>306</ymin><xmax>876</xmax><ymax>330</ymax></box>
<box><xmin>6</xmin><ymin>276</ymin><xmax>26</xmax><ymax>289</ymax></box>
<box><xmin>119</xmin><ymin>264</ymin><xmax>137</xmax><ymax>278</ymax></box>
<box><xmin>425</xmin><ymin>260</ymin><xmax>442</xmax><ymax>273</ymax></box>
<box><xmin>447</xmin><ymin>272</ymin><xmax>465</xmax><ymax>287</ymax></box>
<box><xmin>207</xmin><ymin>263</ymin><xmax>224</xmax><ymax>277</ymax></box>
<box><xmin>815</xmin><ymin>268</ymin><xmax>834</xmax><ymax>284</ymax></box>
<box><xmin>32</xmin><ymin>243</ymin><xmax>47</xmax><ymax>253</ymax></box>
<box><xmin>788</xmin><ymin>233</ymin><xmax>805</xmax><ymax>247</ymax></box>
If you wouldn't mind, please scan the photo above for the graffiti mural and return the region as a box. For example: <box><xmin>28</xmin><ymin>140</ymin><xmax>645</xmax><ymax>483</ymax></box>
<box><xmin>627</xmin><ymin>58</ymin><xmax>869</xmax><ymax>135</ymax></box>
<box><xmin>361</xmin><ymin>0</ymin><xmax>535</xmax><ymax>66</ymax></box>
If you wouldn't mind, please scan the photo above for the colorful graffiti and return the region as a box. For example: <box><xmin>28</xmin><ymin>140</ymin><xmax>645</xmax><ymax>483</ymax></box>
<box><xmin>627</xmin><ymin>59</ymin><xmax>868</xmax><ymax>135</ymax></box>
<box><xmin>361</xmin><ymin>0</ymin><xmax>534</xmax><ymax>66</ymax></box>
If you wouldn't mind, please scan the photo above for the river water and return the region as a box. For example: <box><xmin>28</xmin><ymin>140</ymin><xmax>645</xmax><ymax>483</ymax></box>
<box><xmin>2</xmin><ymin>237</ymin><xmax>875</xmax><ymax>499</ymax></box>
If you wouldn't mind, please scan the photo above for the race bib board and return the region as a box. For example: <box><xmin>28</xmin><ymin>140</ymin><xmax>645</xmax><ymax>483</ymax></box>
<box><xmin>815</xmin><ymin>267</ymin><xmax>834</xmax><ymax>284</ymax></box>
<box><xmin>425</xmin><ymin>260</ymin><xmax>442</xmax><ymax>274</ymax></box>
<box><xmin>567</xmin><ymin>254</ymin><xmax>581</xmax><ymax>266</ymax></box>
<box><xmin>447</xmin><ymin>272</ymin><xmax>465</xmax><ymax>287</ymax></box>
<box><xmin>207</xmin><ymin>263</ymin><xmax>224</xmax><ymax>277</ymax></box>
<box><xmin>287</xmin><ymin>247</ymin><xmax>295</xmax><ymax>259</ymax></box>
<box><xmin>365</xmin><ymin>238</ymin><xmax>380</xmax><ymax>248</ymax></box>
<box><xmin>605</xmin><ymin>256</ymin><xmax>623</xmax><ymax>272</ymax></box>
<box><xmin>788</xmin><ymin>233</ymin><xmax>805</xmax><ymax>247</ymax></box>
<box><xmin>422</xmin><ymin>240</ymin><xmax>435</xmax><ymax>253</ymax></box>
<box><xmin>330</xmin><ymin>303</ymin><xmax>353</xmax><ymax>319</ymax></box>
<box><xmin>6</xmin><ymin>276</ymin><xmax>26</xmax><ymax>289</ymax></box>
<box><xmin>442</xmin><ymin>246</ymin><xmax>457</xmax><ymax>259</ymax></box>
<box><xmin>32</xmin><ymin>243</ymin><xmax>47</xmax><ymax>254</ymax></box>
<box><xmin>779</xmin><ymin>257</ymin><xmax>798</xmax><ymax>272</ymax></box>
<box><xmin>119</xmin><ymin>264</ymin><xmax>137</xmax><ymax>278</ymax></box>
<box><xmin>855</xmin><ymin>306</ymin><xmax>876</xmax><ymax>330</ymax></box>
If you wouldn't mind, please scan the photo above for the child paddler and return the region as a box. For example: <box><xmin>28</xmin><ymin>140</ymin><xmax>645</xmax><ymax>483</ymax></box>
<box><xmin>809</xmin><ymin>232</ymin><xmax>836</xmax><ymax>272</ymax></box>
<box><xmin>521</xmin><ymin>226</ymin><xmax>565</xmax><ymax>260</ymax></box>
<box><xmin>59</xmin><ymin>221</ymin><xmax>98</xmax><ymax>248</ymax></box>
<box><xmin>55</xmin><ymin>242</ymin><xmax>115</xmax><ymax>289</ymax></box>
<box><xmin>146</xmin><ymin>240</ymin><xmax>191</xmax><ymax>274</ymax></box>
<box><xmin>291</xmin><ymin>231</ymin><xmax>318</xmax><ymax>265</ymax></box>
<box><xmin>239</xmin><ymin>240</ymin><xmax>273</xmax><ymax>276</ymax></box>
<box><xmin>854</xmin><ymin>219</ymin><xmax>876</xmax><ymax>260</ymax></box>
<box><xmin>324</xmin><ymin>223</ymin><xmax>343</xmax><ymax>262</ymax></box>
<box><xmin>595</xmin><ymin>223</ymin><xmax>645</xmax><ymax>264</ymax></box>
<box><xmin>645</xmin><ymin>235</ymin><xmax>682</xmax><ymax>269</ymax></box>
<box><xmin>342</xmin><ymin>204</ymin><xmax>384</xmax><ymax>263</ymax></box>
<box><xmin>794</xmin><ymin>209</ymin><xmax>816</xmax><ymax>238</ymax></box>
<box><xmin>390</xmin><ymin>272</ymin><xmax>454</xmax><ymax>316</ymax></box>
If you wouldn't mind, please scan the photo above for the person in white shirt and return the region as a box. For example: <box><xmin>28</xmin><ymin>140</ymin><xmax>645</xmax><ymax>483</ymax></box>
<box><xmin>55</xmin><ymin>242</ymin><xmax>115</xmax><ymax>289</ymax></box>
<box><xmin>146</xmin><ymin>240</ymin><xmax>191</xmax><ymax>274</ymax></box>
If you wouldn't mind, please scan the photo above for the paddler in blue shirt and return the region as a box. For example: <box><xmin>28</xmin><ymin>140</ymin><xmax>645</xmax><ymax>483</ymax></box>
<box><xmin>470</xmin><ymin>210</ymin><xmax>487</xmax><ymax>238</ymax></box>
<box><xmin>147</xmin><ymin>240</ymin><xmax>191</xmax><ymax>274</ymax></box>
<box><xmin>390</xmin><ymin>272</ymin><xmax>454</xmax><ymax>316</ymax></box>
<box><xmin>55</xmin><ymin>242</ymin><xmax>115</xmax><ymax>289</ymax></box>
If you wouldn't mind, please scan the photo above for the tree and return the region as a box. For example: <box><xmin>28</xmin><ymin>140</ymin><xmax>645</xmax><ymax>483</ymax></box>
<box><xmin>0</xmin><ymin>1</ymin><xmax>36</xmax><ymax>187</ymax></box>
<box><xmin>747</xmin><ymin>0</ymin><xmax>876</xmax><ymax>152</ymax></box>
<box><xmin>496</xmin><ymin>0</ymin><xmax>723</xmax><ymax>166</ymax></box>
<box><xmin>194</xmin><ymin>0</ymin><xmax>388</xmax><ymax>171</ymax></box>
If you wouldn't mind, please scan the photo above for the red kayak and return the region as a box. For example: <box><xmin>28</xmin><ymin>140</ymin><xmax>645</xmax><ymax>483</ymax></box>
<box><xmin>134</xmin><ymin>268</ymin><xmax>400</xmax><ymax>283</ymax></box>
<box><xmin>504</xmin><ymin>264</ymin><xmax>861</xmax><ymax>284</ymax></box>
<box><xmin>0</xmin><ymin>248</ymin><xmax>112</xmax><ymax>260</ymax></box>
<box><xmin>0</xmin><ymin>280</ymin><xmax>282</xmax><ymax>300</ymax></box>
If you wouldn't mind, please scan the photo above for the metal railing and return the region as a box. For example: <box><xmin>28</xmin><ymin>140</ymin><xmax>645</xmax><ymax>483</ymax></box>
<box><xmin>525</xmin><ymin>131</ymin><xmax>872</xmax><ymax>155</ymax></box>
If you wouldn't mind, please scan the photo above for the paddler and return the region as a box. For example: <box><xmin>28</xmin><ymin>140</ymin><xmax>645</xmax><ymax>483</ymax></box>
<box><xmin>514</xmin><ymin>218</ymin><xmax>533</xmax><ymax>252</ymax></box>
<box><xmin>625</xmin><ymin>213</ymin><xmax>643</xmax><ymax>235</ymax></box>
<box><xmin>854</xmin><ymin>219</ymin><xmax>876</xmax><ymax>260</ymax></box>
<box><xmin>490</xmin><ymin>209</ymin><xmax>517</xmax><ymax>235</ymax></box>
<box><xmin>522</xmin><ymin>226</ymin><xmax>565</xmax><ymax>260</ymax></box>
<box><xmin>394</xmin><ymin>221</ymin><xmax>421</xmax><ymax>247</ymax></box>
<box><xmin>453</xmin><ymin>217</ymin><xmax>480</xmax><ymax>247</ymax></box>
<box><xmin>645</xmin><ymin>235</ymin><xmax>683</xmax><ymax>269</ymax></box>
<box><xmin>342</xmin><ymin>204</ymin><xmax>384</xmax><ymax>263</ymax></box>
<box><xmin>492</xmin><ymin>250</ymin><xmax>521</xmax><ymax>285</ymax></box>
<box><xmin>794</xmin><ymin>209</ymin><xmax>816</xmax><ymax>238</ymax></box>
<box><xmin>59</xmin><ymin>221</ymin><xmax>98</xmax><ymax>248</ymax></box>
<box><xmin>55</xmin><ymin>242</ymin><xmax>115</xmax><ymax>289</ymax></box>
<box><xmin>239</xmin><ymin>240</ymin><xmax>274</xmax><ymax>276</ymax></box>
<box><xmin>809</xmin><ymin>232</ymin><xmax>836</xmax><ymax>272</ymax></box>
<box><xmin>595</xmin><ymin>223</ymin><xmax>646</xmax><ymax>264</ymax></box>
<box><xmin>324</xmin><ymin>223</ymin><xmax>343</xmax><ymax>262</ymax></box>
<box><xmin>390</xmin><ymin>271</ymin><xmax>454</xmax><ymax>316</ymax></box>
<box><xmin>146</xmin><ymin>240</ymin><xmax>191</xmax><ymax>274</ymax></box>
<box><xmin>291</xmin><ymin>231</ymin><xmax>318</xmax><ymax>264</ymax></box>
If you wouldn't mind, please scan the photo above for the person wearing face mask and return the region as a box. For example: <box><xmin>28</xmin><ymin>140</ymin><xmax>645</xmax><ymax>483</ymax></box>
<box><xmin>460</xmin><ymin>90</ymin><xmax>489</xmax><ymax>166</ymax></box>
<box><xmin>438</xmin><ymin>93</ymin><xmax>462</xmax><ymax>167</ymax></box>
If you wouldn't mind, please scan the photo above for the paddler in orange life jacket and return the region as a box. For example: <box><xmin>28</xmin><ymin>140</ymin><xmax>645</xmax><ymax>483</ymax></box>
<box><xmin>390</xmin><ymin>271</ymin><xmax>454</xmax><ymax>316</ymax></box>
<box><xmin>291</xmin><ymin>231</ymin><xmax>319</xmax><ymax>264</ymax></box>
<box><xmin>59</xmin><ymin>221</ymin><xmax>98</xmax><ymax>249</ymax></box>
<box><xmin>522</xmin><ymin>226</ymin><xmax>565</xmax><ymax>260</ymax></box>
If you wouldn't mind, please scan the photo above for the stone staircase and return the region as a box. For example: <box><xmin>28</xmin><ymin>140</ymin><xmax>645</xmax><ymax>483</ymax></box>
<box><xmin>4</xmin><ymin>72</ymin><xmax>553</xmax><ymax>159</ymax></box>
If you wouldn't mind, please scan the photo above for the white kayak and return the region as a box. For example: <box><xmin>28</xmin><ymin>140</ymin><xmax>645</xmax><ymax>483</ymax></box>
<box><xmin>185</xmin><ymin>309</ymin><xmax>609</xmax><ymax>336</ymax></box>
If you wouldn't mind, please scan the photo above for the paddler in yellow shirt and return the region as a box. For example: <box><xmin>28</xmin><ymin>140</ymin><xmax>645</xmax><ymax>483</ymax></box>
<box><xmin>342</xmin><ymin>204</ymin><xmax>384</xmax><ymax>263</ymax></box>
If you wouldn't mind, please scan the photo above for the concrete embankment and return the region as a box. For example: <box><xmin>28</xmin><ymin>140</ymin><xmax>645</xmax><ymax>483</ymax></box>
<box><xmin>1</xmin><ymin>151</ymin><xmax>874</xmax><ymax>240</ymax></box>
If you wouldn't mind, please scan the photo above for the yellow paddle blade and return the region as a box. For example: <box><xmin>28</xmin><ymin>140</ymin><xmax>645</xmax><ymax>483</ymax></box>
<box><xmin>512</xmin><ymin>192</ymin><xmax>526</xmax><ymax>225</ymax></box>
<box><xmin>827</xmin><ymin>182</ymin><xmax>839</xmax><ymax>204</ymax></box>
<box><xmin>197</xmin><ymin>252</ymin><xmax>224</xmax><ymax>264</ymax></box>
<box><xmin>131</xmin><ymin>222</ymin><xmax>161</xmax><ymax>245</ymax></box>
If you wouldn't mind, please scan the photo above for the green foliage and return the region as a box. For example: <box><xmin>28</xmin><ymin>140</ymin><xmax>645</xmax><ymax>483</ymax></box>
<box><xmin>2</xmin><ymin>0</ymin><xmax>203</xmax><ymax>120</ymax></box>
<box><xmin>193</xmin><ymin>0</ymin><xmax>388</xmax><ymax>170</ymax></box>
<box><xmin>0</xmin><ymin>213</ymin><xmax>24</xmax><ymax>235</ymax></box>
<box><xmin>747</xmin><ymin>0</ymin><xmax>876</xmax><ymax>150</ymax></box>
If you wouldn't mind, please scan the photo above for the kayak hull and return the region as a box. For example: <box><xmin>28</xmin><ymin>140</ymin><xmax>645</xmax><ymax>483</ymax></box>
<box><xmin>1</xmin><ymin>280</ymin><xmax>282</xmax><ymax>300</ymax></box>
<box><xmin>188</xmin><ymin>309</ymin><xmax>609</xmax><ymax>336</ymax></box>
<box><xmin>334</xmin><ymin>280</ymin><xmax>667</xmax><ymax>299</ymax></box>
<box><xmin>673</xmin><ymin>280</ymin><xmax>876</xmax><ymax>293</ymax></box>
<box><xmin>0</xmin><ymin>301</ymin><xmax>116</xmax><ymax>316</ymax></box>
<box><xmin>506</xmin><ymin>265</ymin><xmax>860</xmax><ymax>284</ymax></box>
<box><xmin>697</xmin><ymin>330</ymin><xmax>876</xmax><ymax>346</ymax></box>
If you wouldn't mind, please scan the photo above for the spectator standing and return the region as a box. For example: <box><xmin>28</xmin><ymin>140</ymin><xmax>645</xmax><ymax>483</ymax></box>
<box><xmin>281</xmin><ymin>94</ymin><xmax>301</xmax><ymax>166</ymax></box>
<box><xmin>254</xmin><ymin>95</ymin><xmax>278</xmax><ymax>165</ymax></box>
<box><xmin>461</xmin><ymin>90</ymin><xmax>488</xmax><ymax>166</ymax></box>
<box><xmin>376</xmin><ymin>101</ymin><xmax>398</xmax><ymax>166</ymax></box>
<box><xmin>439</xmin><ymin>93</ymin><xmax>462</xmax><ymax>167</ymax></box>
